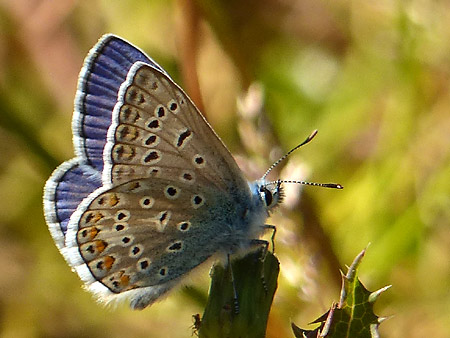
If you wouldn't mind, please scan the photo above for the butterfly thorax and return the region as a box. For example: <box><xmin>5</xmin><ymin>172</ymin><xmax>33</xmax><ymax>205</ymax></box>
<box><xmin>214</xmin><ymin>180</ymin><xmax>282</xmax><ymax>254</ymax></box>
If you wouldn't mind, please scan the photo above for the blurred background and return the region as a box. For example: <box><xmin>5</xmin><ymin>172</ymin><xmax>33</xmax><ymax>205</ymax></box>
<box><xmin>0</xmin><ymin>0</ymin><xmax>449</xmax><ymax>337</ymax></box>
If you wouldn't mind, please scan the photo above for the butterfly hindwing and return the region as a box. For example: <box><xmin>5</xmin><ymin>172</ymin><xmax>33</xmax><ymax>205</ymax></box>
<box><xmin>43</xmin><ymin>159</ymin><xmax>102</xmax><ymax>251</ymax></box>
<box><xmin>64</xmin><ymin>177</ymin><xmax>239</xmax><ymax>308</ymax></box>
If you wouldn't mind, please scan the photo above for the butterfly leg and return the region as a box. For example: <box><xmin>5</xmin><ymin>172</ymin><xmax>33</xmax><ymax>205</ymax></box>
<box><xmin>260</xmin><ymin>224</ymin><xmax>277</xmax><ymax>252</ymax></box>
<box><xmin>228</xmin><ymin>253</ymin><xmax>240</xmax><ymax>315</ymax></box>
<box><xmin>250</xmin><ymin>239</ymin><xmax>271</xmax><ymax>294</ymax></box>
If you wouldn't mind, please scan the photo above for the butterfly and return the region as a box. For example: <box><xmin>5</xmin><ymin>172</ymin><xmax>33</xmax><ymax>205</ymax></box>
<box><xmin>43</xmin><ymin>34</ymin><xmax>342</xmax><ymax>310</ymax></box>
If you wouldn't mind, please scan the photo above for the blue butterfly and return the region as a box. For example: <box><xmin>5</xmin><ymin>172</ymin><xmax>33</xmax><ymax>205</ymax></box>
<box><xmin>43</xmin><ymin>34</ymin><xmax>342</xmax><ymax>310</ymax></box>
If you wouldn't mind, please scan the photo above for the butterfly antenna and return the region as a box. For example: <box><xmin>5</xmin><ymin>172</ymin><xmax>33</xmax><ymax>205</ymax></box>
<box><xmin>261</xmin><ymin>129</ymin><xmax>319</xmax><ymax>180</ymax></box>
<box><xmin>267</xmin><ymin>179</ymin><xmax>343</xmax><ymax>190</ymax></box>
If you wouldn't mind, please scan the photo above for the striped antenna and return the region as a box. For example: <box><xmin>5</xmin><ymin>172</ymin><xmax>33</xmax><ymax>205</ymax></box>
<box><xmin>267</xmin><ymin>179</ymin><xmax>343</xmax><ymax>189</ymax></box>
<box><xmin>261</xmin><ymin>129</ymin><xmax>318</xmax><ymax>180</ymax></box>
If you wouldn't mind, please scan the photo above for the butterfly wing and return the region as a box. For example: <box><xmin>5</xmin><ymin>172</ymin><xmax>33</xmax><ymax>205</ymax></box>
<box><xmin>43</xmin><ymin>160</ymin><xmax>102</xmax><ymax>251</ymax></box>
<box><xmin>65</xmin><ymin>177</ymin><xmax>242</xmax><ymax>309</ymax></box>
<box><xmin>44</xmin><ymin>35</ymin><xmax>172</xmax><ymax>253</ymax></box>
<box><xmin>73</xmin><ymin>34</ymin><xmax>168</xmax><ymax>171</ymax></box>
<box><xmin>45</xmin><ymin>36</ymin><xmax>258</xmax><ymax>309</ymax></box>
<box><xmin>102</xmin><ymin>62</ymin><xmax>249</xmax><ymax>192</ymax></box>
<box><xmin>63</xmin><ymin>62</ymin><xmax>255</xmax><ymax>308</ymax></box>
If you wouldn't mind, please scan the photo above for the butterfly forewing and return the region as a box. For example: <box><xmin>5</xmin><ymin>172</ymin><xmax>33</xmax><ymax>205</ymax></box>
<box><xmin>104</xmin><ymin>63</ymin><xmax>248</xmax><ymax>194</ymax></box>
<box><xmin>72</xmin><ymin>35</ymin><xmax>163</xmax><ymax>172</ymax></box>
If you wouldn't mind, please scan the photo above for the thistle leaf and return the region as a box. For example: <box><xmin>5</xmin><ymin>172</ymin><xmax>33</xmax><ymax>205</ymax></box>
<box><xmin>292</xmin><ymin>249</ymin><xmax>390</xmax><ymax>338</ymax></box>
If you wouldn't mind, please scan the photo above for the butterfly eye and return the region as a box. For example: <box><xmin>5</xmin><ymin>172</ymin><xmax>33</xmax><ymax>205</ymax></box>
<box><xmin>259</xmin><ymin>186</ymin><xmax>273</xmax><ymax>208</ymax></box>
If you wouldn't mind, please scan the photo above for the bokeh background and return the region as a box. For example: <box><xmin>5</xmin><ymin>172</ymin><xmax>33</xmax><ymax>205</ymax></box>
<box><xmin>1</xmin><ymin>0</ymin><xmax>449</xmax><ymax>337</ymax></box>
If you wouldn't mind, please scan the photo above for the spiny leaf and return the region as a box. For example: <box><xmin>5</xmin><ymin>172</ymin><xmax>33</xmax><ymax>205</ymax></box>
<box><xmin>292</xmin><ymin>249</ymin><xmax>390</xmax><ymax>338</ymax></box>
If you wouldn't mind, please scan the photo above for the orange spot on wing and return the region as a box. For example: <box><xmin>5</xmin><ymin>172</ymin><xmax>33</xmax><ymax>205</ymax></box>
<box><xmin>83</xmin><ymin>211</ymin><xmax>104</xmax><ymax>224</ymax></box>
<box><xmin>103</xmin><ymin>256</ymin><xmax>115</xmax><ymax>270</ymax></box>
<box><xmin>85</xmin><ymin>211</ymin><xmax>104</xmax><ymax>224</ymax></box>
<box><xmin>88</xmin><ymin>227</ymin><xmax>99</xmax><ymax>240</ymax></box>
<box><xmin>95</xmin><ymin>240</ymin><xmax>108</xmax><ymax>253</ymax></box>
<box><xmin>109</xmin><ymin>193</ymin><xmax>120</xmax><ymax>207</ymax></box>
<box><xmin>120</xmin><ymin>274</ymin><xmax>130</xmax><ymax>286</ymax></box>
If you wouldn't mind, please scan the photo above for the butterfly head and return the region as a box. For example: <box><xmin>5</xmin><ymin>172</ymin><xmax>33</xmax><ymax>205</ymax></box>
<box><xmin>254</xmin><ymin>130</ymin><xmax>343</xmax><ymax>214</ymax></box>
<box><xmin>257</xmin><ymin>180</ymin><xmax>284</xmax><ymax>213</ymax></box>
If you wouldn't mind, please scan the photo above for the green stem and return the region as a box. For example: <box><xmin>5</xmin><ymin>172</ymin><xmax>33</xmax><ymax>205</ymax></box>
<box><xmin>199</xmin><ymin>251</ymin><xmax>279</xmax><ymax>338</ymax></box>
